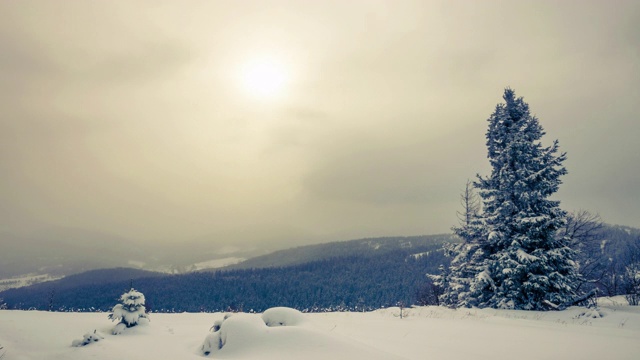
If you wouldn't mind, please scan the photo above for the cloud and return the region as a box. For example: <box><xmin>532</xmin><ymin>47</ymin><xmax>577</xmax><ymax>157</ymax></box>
<box><xmin>0</xmin><ymin>0</ymin><xmax>638</xmax><ymax>246</ymax></box>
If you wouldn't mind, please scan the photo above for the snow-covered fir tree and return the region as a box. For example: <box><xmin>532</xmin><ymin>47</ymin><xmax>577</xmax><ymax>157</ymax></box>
<box><xmin>440</xmin><ymin>181</ymin><xmax>485</xmax><ymax>307</ymax></box>
<box><xmin>108</xmin><ymin>288</ymin><xmax>149</xmax><ymax>334</ymax></box>
<box><xmin>439</xmin><ymin>227</ymin><xmax>487</xmax><ymax>308</ymax></box>
<box><xmin>443</xmin><ymin>88</ymin><xmax>579</xmax><ymax>310</ymax></box>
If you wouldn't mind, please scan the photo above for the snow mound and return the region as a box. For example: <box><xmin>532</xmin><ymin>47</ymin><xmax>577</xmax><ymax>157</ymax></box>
<box><xmin>71</xmin><ymin>330</ymin><xmax>104</xmax><ymax>347</ymax></box>
<box><xmin>202</xmin><ymin>313</ymin><xmax>266</xmax><ymax>355</ymax></box>
<box><xmin>262</xmin><ymin>307</ymin><xmax>306</xmax><ymax>327</ymax></box>
<box><xmin>597</xmin><ymin>295</ymin><xmax>630</xmax><ymax>307</ymax></box>
<box><xmin>203</xmin><ymin>309</ymin><xmax>307</xmax><ymax>355</ymax></box>
<box><xmin>200</xmin><ymin>310</ymin><xmax>400</xmax><ymax>359</ymax></box>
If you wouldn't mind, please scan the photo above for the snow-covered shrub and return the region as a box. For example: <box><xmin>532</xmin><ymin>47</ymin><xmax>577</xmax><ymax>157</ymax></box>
<box><xmin>261</xmin><ymin>307</ymin><xmax>306</xmax><ymax>327</ymax></box>
<box><xmin>210</xmin><ymin>319</ymin><xmax>224</xmax><ymax>332</ymax></box>
<box><xmin>392</xmin><ymin>302</ymin><xmax>410</xmax><ymax>319</ymax></box>
<box><xmin>108</xmin><ymin>288</ymin><xmax>149</xmax><ymax>334</ymax></box>
<box><xmin>201</xmin><ymin>331</ymin><xmax>223</xmax><ymax>355</ymax></box>
<box><xmin>575</xmin><ymin>308</ymin><xmax>603</xmax><ymax>319</ymax></box>
<box><xmin>623</xmin><ymin>262</ymin><xmax>640</xmax><ymax>306</ymax></box>
<box><xmin>202</xmin><ymin>314</ymin><xmax>232</xmax><ymax>355</ymax></box>
<box><xmin>71</xmin><ymin>330</ymin><xmax>104</xmax><ymax>347</ymax></box>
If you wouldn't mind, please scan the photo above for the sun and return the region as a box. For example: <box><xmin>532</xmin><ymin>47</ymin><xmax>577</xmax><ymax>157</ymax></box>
<box><xmin>239</xmin><ymin>57</ymin><xmax>288</xmax><ymax>100</ymax></box>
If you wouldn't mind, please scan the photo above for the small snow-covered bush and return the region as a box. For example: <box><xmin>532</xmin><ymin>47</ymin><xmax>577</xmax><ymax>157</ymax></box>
<box><xmin>71</xmin><ymin>330</ymin><xmax>104</xmax><ymax>347</ymax></box>
<box><xmin>575</xmin><ymin>308</ymin><xmax>603</xmax><ymax>319</ymax></box>
<box><xmin>108</xmin><ymin>288</ymin><xmax>149</xmax><ymax>334</ymax></box>
<box><xmin>210</xmin><ymin>319</ymin><xmax>224</xmax><ymax>332</ymax></box>
<box><xmin>202</xmin><ymin>314</ymin><xmax>229</xmax><ymax>355</ymax></box>
<box><xmin>202</xmin><ymin>313</ymin><xmax>236</xmax><ymax>355</ymax></box>
<box><xmin>202</xmin><ymin>331</ymin><xmax>223</xmax><ymax>355</ymax></box>
<box><xmin>261</xmin><ymin>307</ymin><xmax>306</xmax><ymax>327</ymax></box>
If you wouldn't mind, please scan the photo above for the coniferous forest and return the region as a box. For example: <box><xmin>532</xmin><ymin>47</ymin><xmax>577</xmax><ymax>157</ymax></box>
<box><xmin>0</xmin><ymin>243</ymin><xmax>448</xmax><ymax>312</ymax></box>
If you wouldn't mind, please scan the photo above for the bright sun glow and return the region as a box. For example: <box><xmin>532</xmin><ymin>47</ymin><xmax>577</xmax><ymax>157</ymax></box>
<box><xmin>239</xmin><ymin>57</ymin><xmax>288</xmax><ymax>100</ymax></box>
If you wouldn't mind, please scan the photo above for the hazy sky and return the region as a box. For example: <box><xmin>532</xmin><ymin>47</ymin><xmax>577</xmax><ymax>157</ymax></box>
<box><xmin>1</xmin><ymin>0</ymin><xmax>638</xmax><ymax>246</ymax></box>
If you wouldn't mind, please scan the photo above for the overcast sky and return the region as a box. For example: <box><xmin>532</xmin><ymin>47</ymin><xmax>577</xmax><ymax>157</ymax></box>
<box><xmin>1</xmin><ymin>0</ymin><xmax>638</xmax><ymax>247</ymax></box>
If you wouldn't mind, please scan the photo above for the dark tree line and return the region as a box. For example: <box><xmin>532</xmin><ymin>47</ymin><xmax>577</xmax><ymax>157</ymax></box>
<box><xmin>0</xmin><ymin>247</ymin><xmax>449</xmax><ymax>312</ymax></box>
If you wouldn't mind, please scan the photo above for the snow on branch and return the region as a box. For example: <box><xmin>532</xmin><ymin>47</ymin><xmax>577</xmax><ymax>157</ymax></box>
<box><xmin>516</xmin><ymin>249</ymin><xmax>539</xmax><ymax>263</ymax></box>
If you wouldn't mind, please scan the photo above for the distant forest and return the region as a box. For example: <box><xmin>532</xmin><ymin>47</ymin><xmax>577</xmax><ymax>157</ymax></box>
<box><xmin>0</xmin><ymin>245</ymin><xmax>448</xmax><ymax>312</ymax></box>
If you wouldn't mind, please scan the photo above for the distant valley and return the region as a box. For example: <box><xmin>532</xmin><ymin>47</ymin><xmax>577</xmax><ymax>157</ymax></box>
<box><xmin>0</xmin><ymin>226</ymin><xmax>275</xmax><ymax>288</ymax></box>
<box><xmin>0</xmin><ymin>228</ymin><xmax>454</xmax><ymax>291</ymax></box>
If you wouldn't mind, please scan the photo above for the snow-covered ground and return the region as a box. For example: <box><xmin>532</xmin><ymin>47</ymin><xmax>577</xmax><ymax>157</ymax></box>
<box><xmin>129</xmin><ymin>257</ymin><xmax>247</xmax><ymax>274</ymax></box>
<box><xmin>192</xmin><ymin>257</ymin><xmax>246</xmax><ymax>271</ymax></box>
<box><xmin>0</xmin><ymin>298</ymin><xmax>639</xmax><ymax>360</ymax></box>
<box><xmin>0</xmin><ymin>274</ymin><xmax>63</xmax><ymax>292</ymax></box>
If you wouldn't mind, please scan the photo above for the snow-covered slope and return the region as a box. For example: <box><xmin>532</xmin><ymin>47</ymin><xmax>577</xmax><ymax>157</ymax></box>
<box><xmin>0</xmin><ymin>274</ymin><xmax>63</xmax><ymax>292</ymax></box>
<box><xmin>150</xmin><ymin>257</ymin><xmax>248</xmax><ymax>274</ymax></box>
<box><xmin>225</xmin><ymin>234</ymin><xmax>455</xmax><ymax>270</ymax></box>
<box><xmin>192</xmin><ymin>257</ymin><xmax>246</xmax><ymax>271</ymax></box>
<box><xmin>0</xmin><ymin>299</ymin><xmax>638</xmax><ymax>360</ymax></box>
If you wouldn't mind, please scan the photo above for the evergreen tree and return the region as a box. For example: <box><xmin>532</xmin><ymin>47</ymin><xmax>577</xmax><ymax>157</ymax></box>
<box><xmin>442</xmin><ymin>181</ymin><xmax>486</xmax><ymax>307</ymax></box>
<box><xmin>444</xmin><ymin>88</ymin><xmax>578</xmax><ymax>310</ymax></box>
<box><xmin>439</xmin><ymin>228</ymin><xmax>486</xmax><ymax>307</ymax></box>
<box><xmin>108</xmin><ymin>288</ymin><xmax>149</xmax><ymax>334</ymax></box>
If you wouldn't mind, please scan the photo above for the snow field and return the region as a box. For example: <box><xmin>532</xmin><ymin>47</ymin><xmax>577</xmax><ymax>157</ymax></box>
<box><xmin>0</xmin><ymin>300</ymin><xmax>639</xmax><ymax>360</ymax></box>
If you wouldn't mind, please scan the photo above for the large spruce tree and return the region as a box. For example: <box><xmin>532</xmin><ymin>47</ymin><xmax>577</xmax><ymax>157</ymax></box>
<box><xmin>445</xmin><ymin>88</ymin><xmax>578</xmax><ymax>310</ymax></box>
